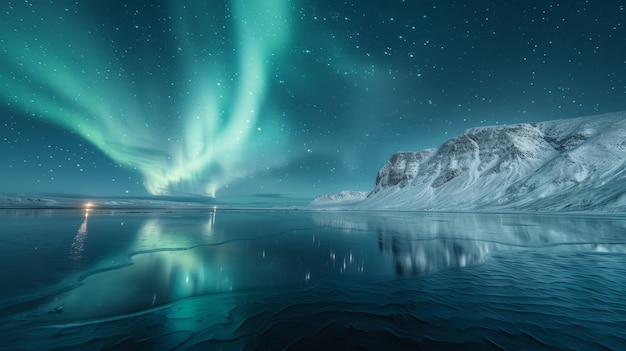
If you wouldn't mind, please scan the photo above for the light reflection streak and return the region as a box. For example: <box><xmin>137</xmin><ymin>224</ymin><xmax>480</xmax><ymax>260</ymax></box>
<box><xmin>69</xmin><ymin>206</ymin><xmax>90</xmax><ymax>268</ymax></box>
<box><xmin>204</xmin><ymin>207</ymin><xmax>216</xmax><ymax>237</ymax></box>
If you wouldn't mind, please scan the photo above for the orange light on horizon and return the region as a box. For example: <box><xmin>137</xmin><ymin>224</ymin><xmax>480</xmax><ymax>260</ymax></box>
<box><xmin>83</xmin><ymin>202</ymin><xmax>94</xmax><ymax>217</ymax></box>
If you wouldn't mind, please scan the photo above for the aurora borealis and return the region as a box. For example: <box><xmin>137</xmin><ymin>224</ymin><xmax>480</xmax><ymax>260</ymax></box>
<box><xmin>1</xmin><ymin>0</ymin><xmax>292</xmax><ymax>198</ymax></box>
<box><xmin>1</xmin><ymin>1</ymin><xmax>625</xmax><ymax>203</ymax></box>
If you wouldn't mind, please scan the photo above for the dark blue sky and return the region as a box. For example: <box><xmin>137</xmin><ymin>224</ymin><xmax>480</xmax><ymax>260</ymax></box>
<box><xmin>1</xmin><ymin>0</ymin><xmax>625</xmax><ymax>204</ymax></box>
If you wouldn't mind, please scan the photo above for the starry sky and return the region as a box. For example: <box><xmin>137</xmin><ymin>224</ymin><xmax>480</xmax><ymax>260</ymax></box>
<box><xmin>1</xmin><ymin>0</ymin><xmax>625</xmax><ymax>205</ymax></box>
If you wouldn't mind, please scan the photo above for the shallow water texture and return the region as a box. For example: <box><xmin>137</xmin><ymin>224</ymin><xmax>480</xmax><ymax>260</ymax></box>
<box><xmin>1</xmin><ymin>209</ymin><xmax>626</xmax><ymax>350</ymax></box>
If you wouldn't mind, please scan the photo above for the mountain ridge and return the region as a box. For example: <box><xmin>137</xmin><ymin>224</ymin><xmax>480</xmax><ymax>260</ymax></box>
<box><xmin>311</xmin><ymin>112</ymin><xmax>626</xmax><ymax>212</ymax></box>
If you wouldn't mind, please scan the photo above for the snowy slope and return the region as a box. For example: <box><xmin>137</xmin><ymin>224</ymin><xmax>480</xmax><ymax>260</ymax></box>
<box><xmin>315</xmin><ymin>112</ymin><xmax>626</xmax><ymax>212</ymax></box>
<box><xmin>309</xmin><ymin>191</ymin><xmax>368</xmax><ymax>207</ymax></box>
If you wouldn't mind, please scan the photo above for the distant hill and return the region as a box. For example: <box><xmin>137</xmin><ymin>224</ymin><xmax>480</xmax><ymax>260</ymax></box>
<box><xmin>0</xmin><ymin>194</ymin><xmax>216</xmax><ymax>209</ymax></box>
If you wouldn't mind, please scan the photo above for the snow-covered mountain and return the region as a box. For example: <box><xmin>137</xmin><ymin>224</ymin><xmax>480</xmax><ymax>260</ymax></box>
<box><xmin>309</xmin><ymin>191</ymin><xmax>368</xmax><ymax>207</ymax></box>
<box><xmin>313</xmin><ymin>112</ymin><xmax>626</xmax><ymax>212</ymax></box>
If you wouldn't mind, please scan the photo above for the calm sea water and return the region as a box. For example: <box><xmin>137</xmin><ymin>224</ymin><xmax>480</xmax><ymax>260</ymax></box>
<box><xmin>1</xmin><ymin>209</ymin><xmax>626</xmax><ymax>350</ymax></box>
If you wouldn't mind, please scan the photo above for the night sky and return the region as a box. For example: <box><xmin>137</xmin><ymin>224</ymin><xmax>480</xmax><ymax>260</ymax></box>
<box><xmin>1</xmin><ymin>0</ymin><xmax>625</xmax><ymax>204</ymax></box>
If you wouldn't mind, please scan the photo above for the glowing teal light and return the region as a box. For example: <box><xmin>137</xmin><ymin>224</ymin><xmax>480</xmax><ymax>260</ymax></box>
<box><xmin>0</xmin><ymin>0</ymin><xmax>293</xmax><ymax>197</ymax></box>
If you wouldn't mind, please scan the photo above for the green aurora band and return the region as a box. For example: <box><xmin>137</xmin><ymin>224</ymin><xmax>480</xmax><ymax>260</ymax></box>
<box><xmin>0</xmin><ymin>0</ymin><xmax>293</xmax><ymax>197</ymax></box>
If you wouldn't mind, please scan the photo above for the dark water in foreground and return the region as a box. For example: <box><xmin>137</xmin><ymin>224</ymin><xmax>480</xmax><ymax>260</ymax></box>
<box><xmin>1</xmin><ymin>209</ymin><xmax>626</xmax><ymax>350</ymax></box>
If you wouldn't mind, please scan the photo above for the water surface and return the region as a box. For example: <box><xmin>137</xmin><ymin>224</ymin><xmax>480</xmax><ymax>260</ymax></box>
<box><xmin>1</xmin><ymin>209</ymin><xmax>626</xmax><ymax>350</ymax></box>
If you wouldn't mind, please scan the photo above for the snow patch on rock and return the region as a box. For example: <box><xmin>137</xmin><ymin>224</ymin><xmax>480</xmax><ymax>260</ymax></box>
<box><xmin>309</xmin><ymin>191</ymin><xmax>369</xmax><ymax>207</ymax></box>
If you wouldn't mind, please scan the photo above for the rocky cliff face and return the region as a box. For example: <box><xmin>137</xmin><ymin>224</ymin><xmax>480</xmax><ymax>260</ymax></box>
<box><xmin>315</xmin><ymin>112</ymin><xmax>626</xmax><ymax>212</ymax></box>
<box><xmin>374</xmin><ymin>150</ymin><xmax>432</xmax><ymax>190</ymax></box>
<box><xmin>372</xmin><ymin>122</ymin><xmax>557</xmax><ymax>193</ymax></box>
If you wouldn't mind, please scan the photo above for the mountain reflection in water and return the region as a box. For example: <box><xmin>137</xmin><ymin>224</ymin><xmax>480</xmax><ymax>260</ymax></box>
<box><xmin>312</xmin><ymin>211</ymin><xmax>626</xmax><ymax>276</ymax></box>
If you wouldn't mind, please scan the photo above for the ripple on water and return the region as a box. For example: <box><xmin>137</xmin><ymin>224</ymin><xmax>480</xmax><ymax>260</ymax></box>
<box><xmin>1</xmin><ymin>250</ymin><xmax>626</xmax><ymax>350</ymax></box>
